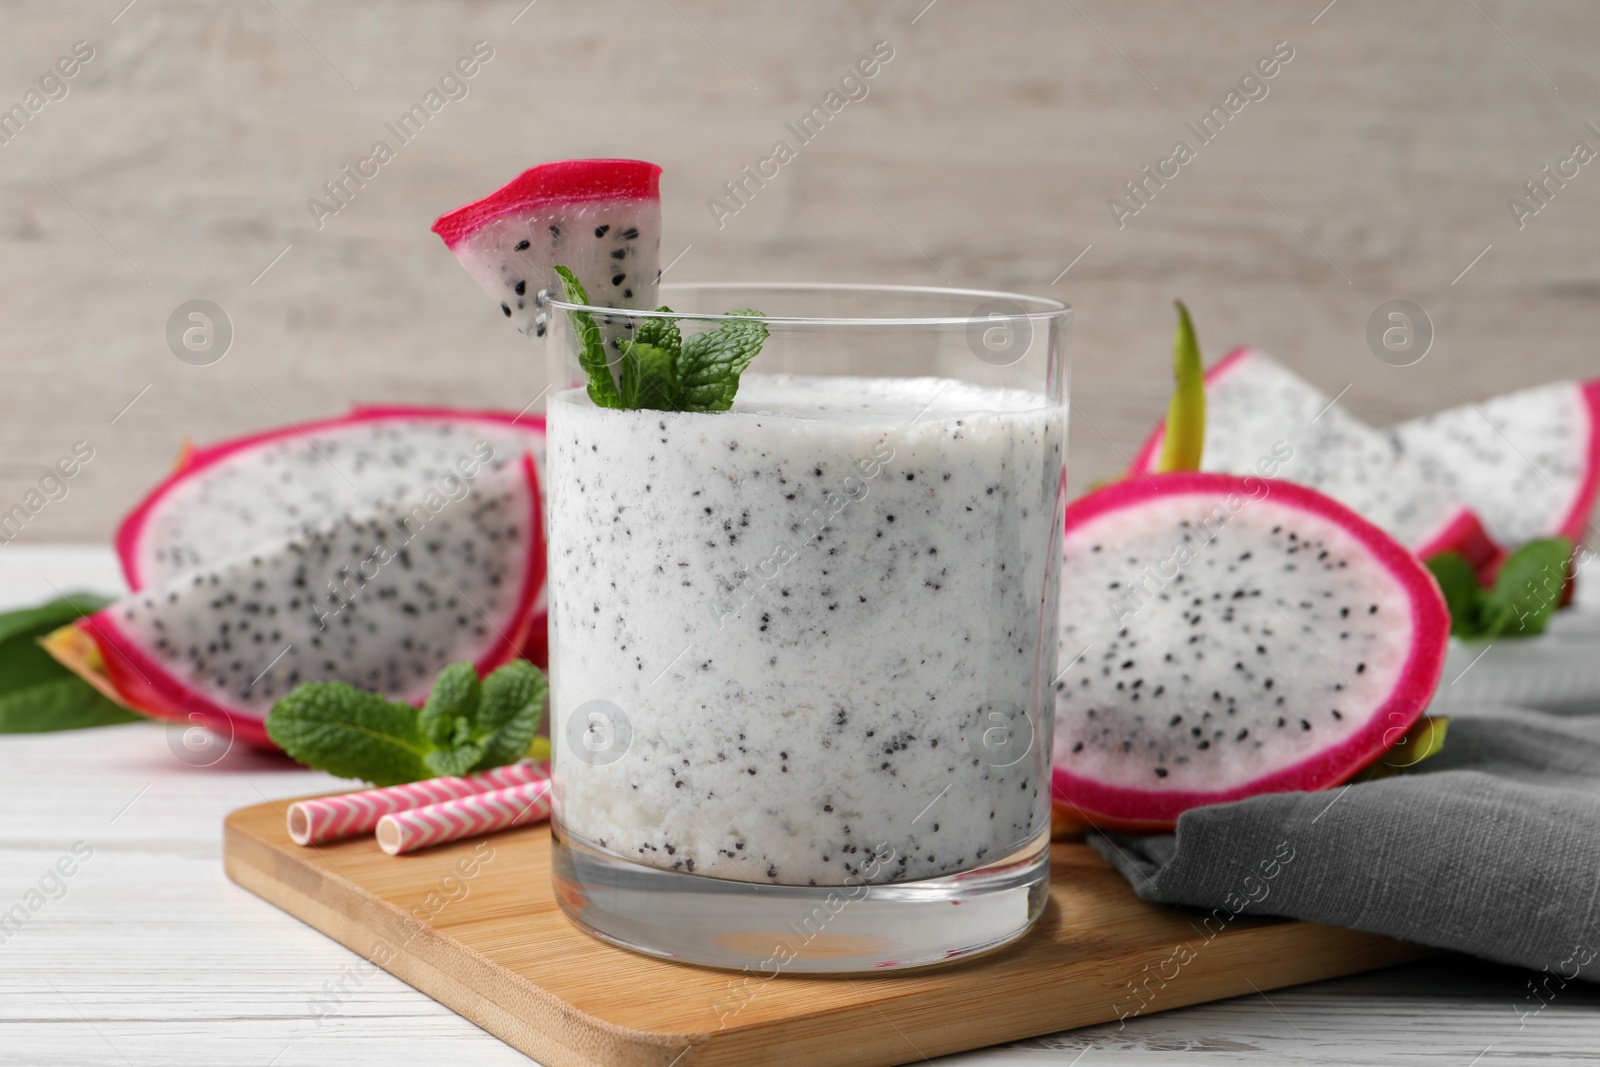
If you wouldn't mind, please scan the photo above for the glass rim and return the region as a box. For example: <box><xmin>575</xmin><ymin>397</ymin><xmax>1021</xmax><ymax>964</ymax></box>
<box><xmin>546</xmin><ymin>281</ymin><xmax>1071</xmax><ymax>326</ymax></box>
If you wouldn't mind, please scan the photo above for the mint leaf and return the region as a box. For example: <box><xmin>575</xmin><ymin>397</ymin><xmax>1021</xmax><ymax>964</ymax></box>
<box><xmin>266</xmin><ymin>683</ymin><xmax>434</xmax><ymax>786</ymax></box>
<box><xmin>675</xmin><ymin>311</ymin><xmax>769</xmax><ymax>412</ymax></box>
<box><xmin>419</xmin><ymin>661</ymin><xmax>480</xmax><ymax>748</ymax></box>
<box><xmin>0</xmin><ymin>676</ymin><xmax>141</xmax><ymax>734</ymax></box>
<box><xmin>471</xmin><ymin>660</ymin><xmax>548</xmax><ymax>771</ymax></box>
<box><xmin>1427</xmin><ymin>552</ymin><xmax>1487</xmax><ymax>639</ymax></box>
<box><xmin>618</xmin><ymin>340</ymin><xmax>679</xmax><ymax>411</ymax></box>
<box><xmin>418</xmin><ymin>661</ymin><xmax>487</xmax><ymax>777</ymax></box>
<box><xmin>553</xmin><ymin>266</ymin><xmax>623</xmax><ymax>410</ymax></box>
<box><xmin>634</xmin><ymin>307</ymin><xmax>681</xmax><ymax>352</ymax></box>
<box><xmin>424</xmin><ymin>742</ymin><xmax>486</xmax><ymax>778</ymax></box>
<box><xmin>1481</xmin><ymin>537</ymin><xmax>1571</xmax><ymax>638</ymax></box>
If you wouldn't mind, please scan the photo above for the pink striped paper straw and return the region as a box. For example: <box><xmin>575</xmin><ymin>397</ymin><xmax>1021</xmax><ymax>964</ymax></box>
<box><xmin>375</xmin><ymin>779</ymin><xmax>553</xmax><ymax>856</ymax></box>
<box><xmin>286</xmin><ymin>761</ymin><xmax>548</xmax><ymax>846</ymax></box>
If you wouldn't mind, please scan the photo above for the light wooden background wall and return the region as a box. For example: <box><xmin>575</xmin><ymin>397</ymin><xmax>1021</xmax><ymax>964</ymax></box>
<box><xmin>0</xmin><ymin>0</ymin><xmax>1594</xmax><ymax>542</ymax></box>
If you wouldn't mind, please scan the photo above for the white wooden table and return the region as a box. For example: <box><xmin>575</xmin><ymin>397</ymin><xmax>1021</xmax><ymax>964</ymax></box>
<box><xmin>2</xmin><ymin>546</ymin><xmax>1597</xmax><ymax>1067</ymax></box>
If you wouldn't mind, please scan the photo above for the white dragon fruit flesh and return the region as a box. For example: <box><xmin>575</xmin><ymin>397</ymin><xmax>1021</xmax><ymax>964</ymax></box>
<box><xmin>1053</xmin><ymin>471</ymin><xmax>1449</xmax><ymax>831</ymax></box>
<box><xmin>432</xmin><ymin>158</ymin><xmax>662</xmax><ymax>348</ymax></box>
<box><xmin>1389</xmin><ymin>378</ymin><xmax>1600</xmax><ymax>548</ymax></box>
<box><xmin>58</xmin><ymin>409</ymin><xmax>547</xmax><ymax>748</ymax></box>
<box><xmin>1132</xmin><ymin>348</ymin><xmax>1499</xmax><ymax>568</ymax></box>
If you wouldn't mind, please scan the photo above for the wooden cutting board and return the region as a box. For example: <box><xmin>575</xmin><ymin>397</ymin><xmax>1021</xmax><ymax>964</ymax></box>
<box><xmin>223</xmin><ymin>796</ymin><xmax>1430</xmax><ymax>1067</ymax></box>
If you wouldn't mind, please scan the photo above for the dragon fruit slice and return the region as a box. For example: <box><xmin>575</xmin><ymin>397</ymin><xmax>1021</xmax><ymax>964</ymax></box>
<box><xmin>60</xmin><ymin>410</ymin><xmax>546</xmax><ymax>748</ymax></box>
<box><xmin>117</xmin><ymin>406</ymin><xmax>544</xmax><ymax>590</ymax></box>
<box><xmin>295</xmin><ymin>404</ymin><xmax>549</xmax><ymax>667</ymax></box>
<box><xmin>1132</xmin><ymin>348</ymin><xmax>1499</xmax><ymax>567</ymax></box>
<box><xmin>431</xmin><ymin>158</ymin><xmax>662</xmax><ymax>344</ymax></box>
<box><xmin>1389</xmin><ymin>378</ymin><xmax>1600</xmax><ymax>548</ymax></box>
<box><xmin>122</xmin><ymin>404</ymin><xmax>552</xmax><ymax>670</ymax></box>
<box><xmin>1052</xmin><ymin>472</ymin><xmax>1449</xmax><ymax>831</ymax></box>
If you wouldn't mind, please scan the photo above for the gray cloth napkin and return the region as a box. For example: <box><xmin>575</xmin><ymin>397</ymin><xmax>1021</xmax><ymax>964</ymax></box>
<box><xmin>1090</xmin><ymin>704</ymin><xmax>1600</xmax><ymax>981</ymax></box>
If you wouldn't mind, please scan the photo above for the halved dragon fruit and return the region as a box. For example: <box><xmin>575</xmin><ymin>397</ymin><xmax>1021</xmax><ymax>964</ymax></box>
<box><xmin>117</xmin><ymin>406</ymin><xmax>543</xmax><ymax>589</ymax></box>
<box><xmin>351</xmin><ymin>405</ymin><xmax>550</xmax><ymax>669</ymax></box>
<box><xmin>119</xmin><ymin>403</ymin><xmax>550</xmax><ymax>670</ymax></box>
<box><xmin>431</xmin><ymin>158</ymin><xmax>662</xmax><ymax>345</ymax></box>
<box><xmin>52</xmin><ymin>409</ymin><xmax>546</xmax><ymax>748</ymax></box>
<box><xmin>1132</xmin><ymin>348</ymin><xmax>1500</xmax><ymax>568</ymax></box>
<box><xmin>1053</xmin><ymin>472</ymin><xmax>1450</xmax><ymax>832</ymax></box>
<box><xmin>1389</xmin><ymin>378</ymin><xmax>1600</xmax><ymax>548</ymax></box>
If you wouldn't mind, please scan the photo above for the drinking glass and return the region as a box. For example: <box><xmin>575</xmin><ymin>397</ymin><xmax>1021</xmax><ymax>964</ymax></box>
<box><xmin>542</xmin><ymin>283</ymin><xmax>1069</xmax><ymax>972</ymax></box>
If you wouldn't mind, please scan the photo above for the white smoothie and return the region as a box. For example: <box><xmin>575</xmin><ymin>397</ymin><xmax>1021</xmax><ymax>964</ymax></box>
<box><xmin>549</xmin><ymin>373</ymin><xmax>1064</xmax><ymax>886</ymax></box>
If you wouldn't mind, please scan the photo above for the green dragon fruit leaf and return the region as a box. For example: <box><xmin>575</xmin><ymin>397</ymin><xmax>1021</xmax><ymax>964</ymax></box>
<box><xmin>1348</xmin><ymin>715</ymin><xmax>1449</xmax><ymax>783</ymax></box>
<box><xmin>1157</xmin><ymin>300</ymin><xmax>1206</xmax><ymax>473</ymax></box>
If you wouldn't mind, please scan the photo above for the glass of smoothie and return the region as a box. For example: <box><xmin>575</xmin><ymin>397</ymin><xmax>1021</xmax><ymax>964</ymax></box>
<box><xmin>543</xmin><ymin>283</ymin><xmax>1069</xmax><ymax>972</ymax></box>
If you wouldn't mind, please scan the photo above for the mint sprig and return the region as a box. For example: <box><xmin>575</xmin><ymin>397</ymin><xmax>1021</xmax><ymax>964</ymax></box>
<box><xmin>554</xmin><ymin>265</ymin><xmax>768</xmax><ymax>413</ymax></box>
<box><xmin>1426</xmin><ymin>537</ymin><xmax>1572</xmax><ymax>641</ymax></box>
<box><xmin>551</xmin><ymin>266</ymin><xmax>623</xmax><ymax>410</ymax></box>
<box><xmin>265</xmin><ymin>660</ymin><xmax>547</xmax><ymax>786</ymax></box>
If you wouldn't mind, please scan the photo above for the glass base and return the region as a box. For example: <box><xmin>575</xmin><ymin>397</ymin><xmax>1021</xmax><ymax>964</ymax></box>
<box><xmin>550</xmin><ymin>822</ymin><xmax>1051</xmax><ymax>973</ymax></box>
